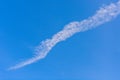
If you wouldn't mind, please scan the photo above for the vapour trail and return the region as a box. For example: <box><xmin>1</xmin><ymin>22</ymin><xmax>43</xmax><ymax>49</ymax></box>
<box><xmin>8</xmin><ymin>0</ymin><xmax>120</xmax><ymax>70</ymax></box>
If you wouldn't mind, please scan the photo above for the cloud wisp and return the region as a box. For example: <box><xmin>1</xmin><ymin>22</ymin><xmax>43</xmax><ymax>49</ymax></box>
<box><xmin>8</xmin><ymin>0</ymin><xmax>120</xmax><ymax>70</ymax></box>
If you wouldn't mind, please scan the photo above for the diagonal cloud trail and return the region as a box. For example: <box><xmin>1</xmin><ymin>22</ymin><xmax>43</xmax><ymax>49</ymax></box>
<box><xmin>8</xmin><ymin>0</ymin><xmax>120</xmax><ymax>70</ymax></box>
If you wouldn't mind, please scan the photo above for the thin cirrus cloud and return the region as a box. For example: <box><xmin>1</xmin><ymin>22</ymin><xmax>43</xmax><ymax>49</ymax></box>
<box><xmin>8</xmin><ymin>0</ymin><xmax>120</xmax><ymax>70</ymax></box>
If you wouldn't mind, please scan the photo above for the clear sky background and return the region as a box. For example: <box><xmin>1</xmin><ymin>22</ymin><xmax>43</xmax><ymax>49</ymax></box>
<box><xmin>0</xmin><ymin>0</ymin><xmax>120</xmax><ymax>80</ymax></box>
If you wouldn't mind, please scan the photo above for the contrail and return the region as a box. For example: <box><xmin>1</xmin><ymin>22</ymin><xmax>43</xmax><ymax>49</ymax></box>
<box><xmin>8</xmin><ymin>0</ymin><xmax>120</xmax><ymax>70</ymax></box>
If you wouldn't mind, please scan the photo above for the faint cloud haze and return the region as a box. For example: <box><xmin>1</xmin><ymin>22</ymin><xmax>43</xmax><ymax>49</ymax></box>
<box><xmin>8</xmin><ymin>0</ymin><xmax>120</xmax><ymax>70</ymax></box>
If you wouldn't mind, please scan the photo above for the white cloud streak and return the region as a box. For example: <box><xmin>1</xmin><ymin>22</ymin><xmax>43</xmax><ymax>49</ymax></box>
<box><xmin>8</xmin><ymin>0</ymin><xmax>120</xmax><ymax>70</ymax></box>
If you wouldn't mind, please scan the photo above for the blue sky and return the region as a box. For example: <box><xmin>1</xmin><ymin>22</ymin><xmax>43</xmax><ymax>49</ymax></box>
<box><xmin>0</xmin><ymin>0</ymin><xmax>120</xmax><ymax>80</ymax></box>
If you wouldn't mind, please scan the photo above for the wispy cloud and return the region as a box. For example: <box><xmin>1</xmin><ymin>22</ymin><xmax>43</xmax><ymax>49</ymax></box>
<box><xmin>8</xmin><ymin>0</ymin><xmax>120</xmax><ymax>70</ymax></box>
